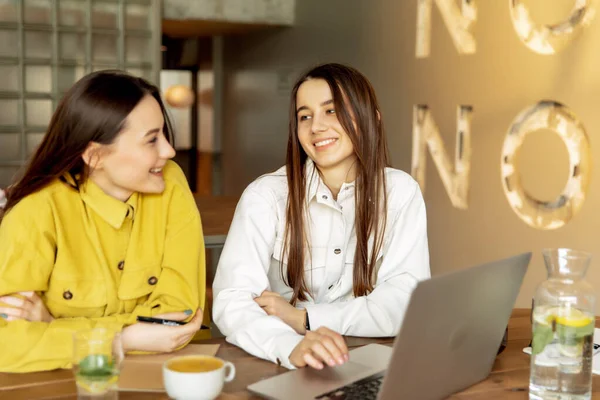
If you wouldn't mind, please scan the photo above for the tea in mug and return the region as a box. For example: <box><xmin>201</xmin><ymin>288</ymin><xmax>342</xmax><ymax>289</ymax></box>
<box><xmin>167</xmin><ymin>356</ymin><xmax>223</xmax><ymax>373</ymax></box>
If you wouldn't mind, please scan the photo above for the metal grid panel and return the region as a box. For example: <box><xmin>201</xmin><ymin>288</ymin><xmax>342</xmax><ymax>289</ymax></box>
<box><xmin>0</xmin><ymin>0</ymin><xmax>161</xmax><ymax>186</ymax></box>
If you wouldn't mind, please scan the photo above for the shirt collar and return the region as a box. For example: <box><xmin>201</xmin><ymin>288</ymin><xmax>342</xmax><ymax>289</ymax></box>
<box><xmin>79</xmin><ymin>179</ymin><xmax>137</xmax><ymax>229</ymax></box>
<box><xmin>304</xmin><ymin>159</ymin><xmax>356</xmax><ymax>203</ymax></box>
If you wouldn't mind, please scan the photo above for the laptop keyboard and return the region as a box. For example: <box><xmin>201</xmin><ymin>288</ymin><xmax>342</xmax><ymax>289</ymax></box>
<box><xmin>316</xmin><ymin>372</ymin><xmax>384</xmax><ymax>400</ymax></box>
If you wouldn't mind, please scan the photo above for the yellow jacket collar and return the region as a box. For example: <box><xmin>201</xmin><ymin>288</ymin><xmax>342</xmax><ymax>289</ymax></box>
<box><xmin>79</xmin><ymin>179</ymin><xmax>137</xmax><ymax>229</ymax></box>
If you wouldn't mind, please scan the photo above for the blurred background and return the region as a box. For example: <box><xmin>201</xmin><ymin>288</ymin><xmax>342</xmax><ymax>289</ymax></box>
<box><xmin>1</xmin><ymin>0</ymin><xmax>600</xmax><ymax>314</ymax></box>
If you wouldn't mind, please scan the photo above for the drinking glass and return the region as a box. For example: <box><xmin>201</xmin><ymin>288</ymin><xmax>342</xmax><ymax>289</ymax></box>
<box><xmin>73</xmin><ymin>328</ymin><xmax>123</xmax><ymax>399</ymax></box>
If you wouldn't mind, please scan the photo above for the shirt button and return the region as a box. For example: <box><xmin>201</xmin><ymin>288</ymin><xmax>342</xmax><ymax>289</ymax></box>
<box><xmin>322</xmin><ymin>195</ymin><xmax>328</xmax><ymax>200</ymax></box>
<box><xmin>148</xmin><ymin>276</ymin><xmax>158</xmax><ymax>285</ymax></box>
<box><xmin>117</xmin><ymin>261</ymin><xmax>125</xmax><ymax>270</ymax></box>
<box><xmin>328</xmin><ymin>284</ymin><xmax>334</xmax><ymax>290</ymax></box>
<box><xmin>334</xmin><ymin>248</ymin><xmax>341</xmax><ymax>255</ymax></box>
<box><xmin>63</xmin><ymin>290</ymin><xmax>73</xmax><ymax>300</ymax></box>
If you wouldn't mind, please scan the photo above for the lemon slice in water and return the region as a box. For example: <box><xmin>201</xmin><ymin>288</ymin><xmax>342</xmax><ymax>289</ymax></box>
<box><xmin>534</xmin><ymin>306</ymin><xmax>593</xmax><ymax>327</ymax></box>
<box><xmin>555</xmin><ymin>308</ymin><xmax>593</xmax><ymax>328</ymax></box>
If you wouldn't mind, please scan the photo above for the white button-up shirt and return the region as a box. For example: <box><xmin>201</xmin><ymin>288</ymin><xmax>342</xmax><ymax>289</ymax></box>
<box><xmin>212</xmin><ymin>161</ymin><xmax>430</xmax><ymax>369</ymax></box>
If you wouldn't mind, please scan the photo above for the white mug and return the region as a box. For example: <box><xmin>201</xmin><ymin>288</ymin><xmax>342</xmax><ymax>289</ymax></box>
<box><xmin>162</xmin><ymin>355</ymin><xmax>235</xmax><ymax>400</ymax></box>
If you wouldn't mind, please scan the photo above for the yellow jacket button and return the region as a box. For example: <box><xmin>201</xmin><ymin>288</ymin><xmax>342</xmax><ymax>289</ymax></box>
<box><xmin>117</xmin><ymin>261</ymin><xmax>125</xmax><ymax>270</ymax></box>
<box><xmin>63</xmin><ymin>290</ymin><xmax>73</xmax><ymax>300</ymax></box>
<box><xmin>148</xmin><ymin>276</ymin><xmax>158</xmax><ymax>285</ymax></box>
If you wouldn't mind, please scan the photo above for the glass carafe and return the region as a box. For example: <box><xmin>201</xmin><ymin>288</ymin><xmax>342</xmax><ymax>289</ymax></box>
<box><xmin>529</xmin><ymin>248</ymin><xmax>595</xmax><ymax>400</ymax></box>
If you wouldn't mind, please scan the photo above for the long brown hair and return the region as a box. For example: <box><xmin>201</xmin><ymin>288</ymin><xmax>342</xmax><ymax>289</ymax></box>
<box><xmin>1</xmin><ymin>70</ymin><xmax>173</xmax><ymax>219</ymax></box>
<box><xmin>284</xmin><ymin>63</ymin><xmax>389</xmax><ymax>305</ymax></box>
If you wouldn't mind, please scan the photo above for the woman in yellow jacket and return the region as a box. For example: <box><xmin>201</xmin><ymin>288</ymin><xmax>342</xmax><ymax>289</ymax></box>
<box><xmin>0</xmin><ymin>70</ymin><xmax>205</xmax><ymax>372</ymax></box>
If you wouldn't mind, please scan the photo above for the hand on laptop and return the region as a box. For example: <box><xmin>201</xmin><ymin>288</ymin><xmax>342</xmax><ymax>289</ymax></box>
<box><xmin>289</xmin><ymin>327</ymin><xmax>349</xmax><ymax>369</ymax></box>
<box><xmin>0</xmin><ymin>291</ymin><xmax>54</xmax><ymax>323</ymax></box>
<box><xmin>255</xmin><ymin>290</ymin><xmax>307</xmax><ymax>334</ymax></box>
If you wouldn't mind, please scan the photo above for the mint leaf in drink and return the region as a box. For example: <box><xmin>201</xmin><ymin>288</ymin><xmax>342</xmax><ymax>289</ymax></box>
<box><xmin>556</xmin><ymin>322</ymin><xmax>595</xmax><ymax>341</ymax></box>
<box><xmin>532</xmin><ymin>323</ymin><xmax>554</xmax><ymax>355</ymax></box>
<box><xmin>79</xmin><ymin>354</ymin><xmax>113</xmax><ymax>378</ymax></box>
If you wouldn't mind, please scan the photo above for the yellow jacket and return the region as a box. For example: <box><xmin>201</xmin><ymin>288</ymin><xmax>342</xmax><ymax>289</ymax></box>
<box><xmin>0</xmin><ymin>161</ymin><xmax>205</xmax><ymax>372</ymax></box>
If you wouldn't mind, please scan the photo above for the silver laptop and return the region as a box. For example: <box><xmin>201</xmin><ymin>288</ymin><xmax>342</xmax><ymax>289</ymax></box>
<box><xmin>248</xmin><ymin>252</ymin><xmax>532</xmax><ymax>400</ymax></box>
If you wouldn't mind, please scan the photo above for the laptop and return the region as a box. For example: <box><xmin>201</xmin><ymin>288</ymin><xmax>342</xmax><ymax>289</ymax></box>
<box><xmin>248</xmin><ymin>252</ymin><xmax>532</xmax><ymax>400</ymax></box>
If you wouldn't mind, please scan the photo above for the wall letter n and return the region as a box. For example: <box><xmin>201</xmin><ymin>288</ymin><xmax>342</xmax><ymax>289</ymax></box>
<box><xmin>411</xmin><ymin>105</ymin><xmax>473</xmax><ymax>210</ymax></box>
<box><xmin>416</xmin><ymin>0</ymin><xmax>477</xmax><ymax>58</ymax></box>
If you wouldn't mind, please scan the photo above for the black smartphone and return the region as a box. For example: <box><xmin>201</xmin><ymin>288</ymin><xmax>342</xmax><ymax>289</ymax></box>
<box><xmin>137</xmin><ymin>316</ymin><xmax>210</xmax><ymax>330</ymax></box>
<box><xmin>137</xmin><ymin>316</ymin><xmax>186</xmax><ymax>326</ymax></box>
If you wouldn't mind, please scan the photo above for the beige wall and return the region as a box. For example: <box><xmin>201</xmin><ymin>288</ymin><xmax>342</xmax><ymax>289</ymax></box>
<box><xmin>221</xmin><ymin>1</ymin><xmax>600</xmax><ymax>310</ymax></box>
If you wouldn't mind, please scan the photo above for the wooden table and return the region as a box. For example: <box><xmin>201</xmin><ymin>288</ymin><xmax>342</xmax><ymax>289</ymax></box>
<box><xmin>2</xmin><ymin>309</ymin><xmax>600</xmax><ymax>399</ymax></box>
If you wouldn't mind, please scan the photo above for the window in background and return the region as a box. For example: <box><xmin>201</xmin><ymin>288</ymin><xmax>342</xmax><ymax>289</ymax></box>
<box><xmin>0</xmin><ymin>0</ymin><xmax>161</xmax><ymax>188</ymax></box>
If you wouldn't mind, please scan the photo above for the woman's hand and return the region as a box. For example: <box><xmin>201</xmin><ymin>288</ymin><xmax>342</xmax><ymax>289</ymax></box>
<box><xmin>121</xmin><ymin>308</ymin><xmax>203</xmax><ymax>353</ymax></box>
<box><xmin>255</xmin><ymin>290</ymin><xmax>307</xmax><ymax>334</ymax></box>
<box><xmin>289</xmin><ymin>327</ymin><xmax>349</xmax><ymax>369</ymax></box>
<box><xmin>0</xmin><ymin>291</ymin><xmax>54</xmax><ymax>322</ymax></box>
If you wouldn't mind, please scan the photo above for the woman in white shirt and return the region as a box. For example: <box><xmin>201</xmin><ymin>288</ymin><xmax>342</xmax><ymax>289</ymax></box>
<box><xmin>213</xmin><ymin>63</ymin><xmax>430</xmax><ymax>370</ymax></box>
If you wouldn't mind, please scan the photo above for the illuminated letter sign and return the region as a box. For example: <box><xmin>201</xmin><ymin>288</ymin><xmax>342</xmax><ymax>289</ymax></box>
<box><xmin>501</xmin><ymin>101</ymin><xmax>591</xmax><ymax>230</ymax></box>
<box><xmin>416</xmin><ymin>0</ymin><xmax>477</xmax><ymax>58</ymax></box>
<box><xmin>509</xmin><ymin>0</ymin><xmax>596</xmax><ymax>54</ymax></box>
<box><xmin>412</xmin><ymin>105</ymin><xmax>473</xmax><ymax>209</ymax></box>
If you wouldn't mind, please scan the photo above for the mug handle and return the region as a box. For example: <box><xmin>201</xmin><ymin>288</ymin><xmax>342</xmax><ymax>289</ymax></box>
<box><xmin>223</xmin><ymin>361</ymin><xmax>236</xmax><ymax>382</ymax></box>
